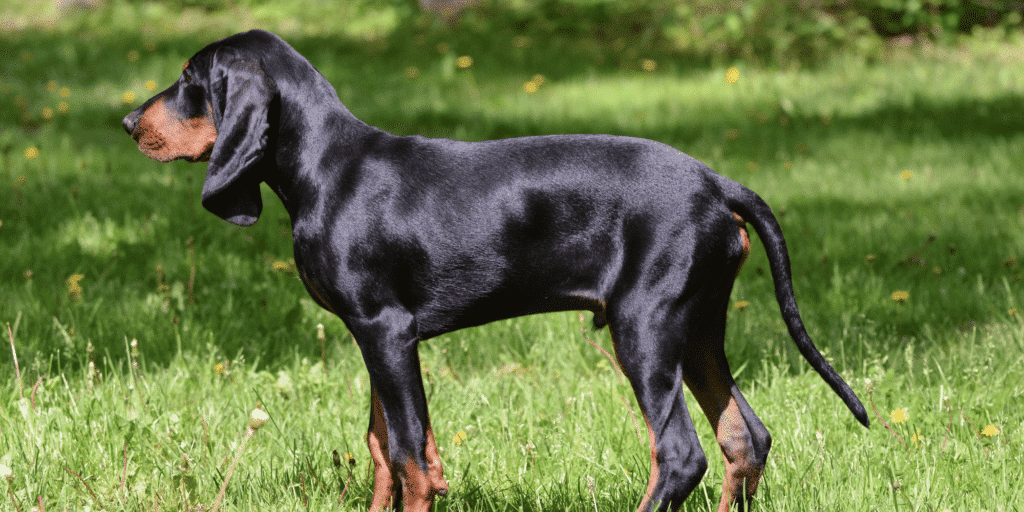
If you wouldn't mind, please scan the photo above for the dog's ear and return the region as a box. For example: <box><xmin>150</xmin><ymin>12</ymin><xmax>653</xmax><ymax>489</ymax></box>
<box><xmin>201</xmin><ymin>53</ymin><xmax>276</xmax><ymax>226</ymax></box>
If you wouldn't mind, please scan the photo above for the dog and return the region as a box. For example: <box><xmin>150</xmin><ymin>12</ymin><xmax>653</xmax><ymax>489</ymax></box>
<box><xmin>123</xmin><ymin>30</ymin><xmax>868</xmax><ymax>512</ymax></box>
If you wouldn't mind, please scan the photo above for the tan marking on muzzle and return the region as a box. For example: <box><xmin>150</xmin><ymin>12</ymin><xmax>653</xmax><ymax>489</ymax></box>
<box><xmin>131</xmin><ymin>98</ymin><xmax>216</xmax><ymax>163</ymax></box>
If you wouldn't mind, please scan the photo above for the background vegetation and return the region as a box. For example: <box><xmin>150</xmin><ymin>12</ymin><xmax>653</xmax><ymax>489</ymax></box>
<box><xmin>2</xmin><ymin>0</ymin><xmax>1022</xmax><ymax>510</ymax></box>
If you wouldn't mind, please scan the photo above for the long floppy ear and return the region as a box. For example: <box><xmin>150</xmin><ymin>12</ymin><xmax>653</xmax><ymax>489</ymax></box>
<box><xmin>201</xmin><ymin>54</ymin><xmax>276</xmax><ymax>226</ymax></box>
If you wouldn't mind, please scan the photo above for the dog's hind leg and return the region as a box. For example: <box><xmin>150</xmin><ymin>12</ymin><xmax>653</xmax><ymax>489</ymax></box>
<box><xmin>681</xmin><ymin>218</ymin><xmax>771</xmax><ymax>512</ymax></box>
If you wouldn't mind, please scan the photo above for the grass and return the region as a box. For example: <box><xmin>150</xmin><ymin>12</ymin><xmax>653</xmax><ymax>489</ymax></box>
<box><xmin>2</xmin><ymin>2</ymin><xmax>1024</xmax><ymax>510</ymax></box>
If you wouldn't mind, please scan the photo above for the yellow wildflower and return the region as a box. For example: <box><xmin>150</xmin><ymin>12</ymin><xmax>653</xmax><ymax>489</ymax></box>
<box><xmin>24</xmin><ymin>147</ymin><xmax>39</xmax><ymax>159</ymax></box>
<box><xmin>891</xmin><ymin>290</ymin><xmax>909</xmax><ymax>303</ymax></box>
<box><xmin>641</xmin><ymin>59</ymin><xmax>657</xmax><ymax>72</ymax></box>
<box><xmin>272</xmin><ymin>259</ymin><xmax>296</xmax><ymax>273</ymax></box>
<box><xmin>725</xmin><ymin>67</ymin><xmax>739</xmax><ymax>84</ymax></box>
<box><xmin>912</xmin><ymin>429</ymin><xmax>923</xmax><ymax>448</ymax></box>
<box><xmin>890</xmin><ymin>408</ymin><xmax>908</xmax><ymax>423</ymax></box>
<box><xmin>67</xmin><ymin>273</ymin><xmax>85</xmax><ymax>302</ymax></box>
<box><xmin>452</xmin><ymin>430</ymin><xmax>467</xmax><ymax>445</ymax></box>
<box><xmin>981</xmin><ymin>425</ymin><xmax>999</xmax><ymax>437</ymax></box>
<box><xmin>456</xmin><ymin>55</ymin><xmax>473</xmax><ymax>69</ymax></box>
<box><xmin>734</xmin><ymin>301</ymin><xmax>750</xmax><ymax>312</ymax></box>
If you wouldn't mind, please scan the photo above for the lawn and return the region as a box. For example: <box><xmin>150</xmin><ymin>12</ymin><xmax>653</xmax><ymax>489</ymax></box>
<box><xmin>2</xmin><ymin>2</ymin><xmax>1023</xmax><ymax>511</ymax></box>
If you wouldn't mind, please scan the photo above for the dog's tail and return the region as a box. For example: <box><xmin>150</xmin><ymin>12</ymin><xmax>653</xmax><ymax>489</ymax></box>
<box><xmin>719</xmin><ymin>175</ymin><xmax>870</xmax><ymax>428</ymax></box>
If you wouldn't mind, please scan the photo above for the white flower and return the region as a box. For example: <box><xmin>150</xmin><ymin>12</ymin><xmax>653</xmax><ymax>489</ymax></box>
<box><xmin>249</xmin><ymin>408</ymin><xmax>269</xmax><ymax>431</ymax></box>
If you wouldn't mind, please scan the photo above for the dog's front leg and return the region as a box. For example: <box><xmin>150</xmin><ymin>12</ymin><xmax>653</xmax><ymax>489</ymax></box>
<box><xmin>358</xmin><ymin>319</ymin><xmax>448</xmax><ymax>512</ymax></box>
<box><xmin>367</xmin><ymin>386</ymin><xmax>398</xmax><ymax>511</ymax></box>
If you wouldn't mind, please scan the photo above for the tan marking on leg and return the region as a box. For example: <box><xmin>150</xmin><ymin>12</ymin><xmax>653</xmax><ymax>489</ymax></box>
<box><xmin>686</xmin><ymin>378</ymin><xmax>764</xmax><ymax>512</ymax></box>
<box><xmin>132</xmin><ymin>99</ymin><xmax>217</xmax><ymax>163</ymax></box>
<box><xmin>636</xmin><ymin>414</ymin><xmax>660</xmax><ymax>512</ymax></box>
<box><xmin>733</xmin><ymin>213</ymin><xmax>751</xmax><ymax>277</ymax></box>
<box><xmin>400</xmin><ymin>428</ymin><xmax>448</xmax><ymax>512</ymax></box>
<box><xmin>367</xmin><ymin>388</ymin><xmax>397</xmax><ymax>512</ymax></box>
<box><xmin>713</xmin><ymin>397</ymin><xmax>763</xmax><ymax>512</ymax></box>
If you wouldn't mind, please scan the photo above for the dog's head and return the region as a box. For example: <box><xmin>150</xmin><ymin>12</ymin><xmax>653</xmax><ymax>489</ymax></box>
<box><xmin>122</xmin><ymin>30</ymin><xmax>286</xmax><ymax>226</ymax></box>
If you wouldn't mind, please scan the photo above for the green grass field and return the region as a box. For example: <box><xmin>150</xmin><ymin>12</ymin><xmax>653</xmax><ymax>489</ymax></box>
<box><xmin>2</xmin><ymin>2</ymin><xmax>1023</xmax><ymax>511</ymax></box>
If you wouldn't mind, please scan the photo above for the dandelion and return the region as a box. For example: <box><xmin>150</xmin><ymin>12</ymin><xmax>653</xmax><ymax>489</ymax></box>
<box><xmin>405</xmin><ymin>66</ymin><xmax>421</xmax><ymax>79</ymax></box>
<box><xmin>249</xmin><ymin>408</ymin><xmax>270</xmax><ymax>431</ymax></box>
<box><xmin>145</xmin><ymin>80</ymin><xmax>157</xmax><ymax>91</ymax></box>
<box><xmin>725</xmin><ymin>128</ymin><xmax>740</xmax><ymax>140</ymax></box>
<box><xmin>212</xmin><ymin>407</ymin><xmax>270</xmax><ymax>512</ymax></box>
<box><xmin>452</xmin><ymin>430</ymin><xmax>467</xmax><ymax>445</ymax></box>
<box><xmin>41</xmin><ymin>107</ymin><xmax>54</xmax><ymax>120</ymax></box>
<box><xmin>725</xmin><ymin>66</ymin><xmax>740</xmax><ymax>84</ymax></box>
<box><xmin>24</xmin><ymin>147</ymin><xmax>39</xmax><ymax>159</ymax></box>
<box><xmin>456</xmin><ymin>55</ymin><xmax>473</xmax><ymax>69</ymax></box>
<box><xmin>890</xmin><ymin>408</ymin><xmax>908</xmax><ymax>423</ymax></box>
<box><xmin>734</xmin><ymin>301</ymin><xmax>750</xmax><ymax>312</ymax></box>
<box><xmin>123</xmin><ymin>92</ymin><xmax>136</xmax><ymax>104</ymax></box>
<box><xmin>981</xmin><ymin>424</ymin><xmax>999</xmax><ymax>437</ymax></box>
<box><xmin>901</xmin><ymin>170</ymin><xmax>913</xmax><ymax>180</ymax></box>
<box><xmin>641</xmin><ymin>59</ymin><xmax>657</xmax><ymax>72</ymax></box>
<box><xmin>59</xmin><ymin>86</ymin><xmax>71</xmax><ymax>98</ymax></box>
<box><xmin>891</xmin><ymin>290</ymin><xmax>909</xmax><ymax>304</ymax></box>
<box><xmin>214</xmin><ymin>363</ymin><xmax>225</xmax><ymax>375</ymax></box>
<box><xmin>523</xmin><ymin>80</ymin><xmax>540</xmax><ymax>94</ymax></box>
<box><xmin>67</xmin><ymin>273</ymin><xmax>85</xmax><ymax>302</ymax></box>
<box><xmin>126</xmin><ymin>49</ymin><xmax>140</xmax><ymax>63</ymax></box>
<box><xmin>46</xmin><ymin>80</ymin><xmax>59</xmax><ymax>92</ymax></box>
<box><xmin>58</xmin><ymin>101</ymin><xmax>70</xmax><ymax>113</ymax></box>
<box><xmin>272</xmin><ymin>259</ymin><xmax>295</xmax><ymax>273</ymax></box>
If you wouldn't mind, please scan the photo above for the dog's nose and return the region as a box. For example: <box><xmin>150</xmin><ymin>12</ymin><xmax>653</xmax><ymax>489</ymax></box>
<box><xmin>122</xmin><ymin>112</ymin><xmax>138</xmax><ymax>135</ymax></box>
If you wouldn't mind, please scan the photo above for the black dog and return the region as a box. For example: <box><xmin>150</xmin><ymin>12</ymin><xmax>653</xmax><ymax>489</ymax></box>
<box><xmin>123</xmin><ymin>30</ymin><xmax>868</xmax><ymax>512</ymax></box>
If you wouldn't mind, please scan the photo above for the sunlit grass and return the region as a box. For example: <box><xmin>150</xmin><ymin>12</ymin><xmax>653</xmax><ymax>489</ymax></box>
<box><xmin>2</xmin><ymin>2</ymin><xmax>1024</xmax><ymax>510</ymax></box>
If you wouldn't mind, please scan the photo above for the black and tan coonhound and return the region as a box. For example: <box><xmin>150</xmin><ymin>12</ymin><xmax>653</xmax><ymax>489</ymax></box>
<box><xmin>123</xmin><ymin>30</ymin><xmax>868</xmax><ymax>512</ymax></box>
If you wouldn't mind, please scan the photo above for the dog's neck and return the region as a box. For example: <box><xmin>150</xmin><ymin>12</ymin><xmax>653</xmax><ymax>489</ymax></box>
<box><xmin>263</xmin><ymin>91</ymin><xmax>388</xmax><ymax>232</ymax></box>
